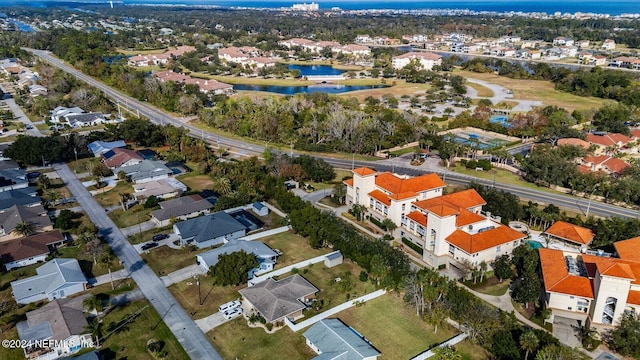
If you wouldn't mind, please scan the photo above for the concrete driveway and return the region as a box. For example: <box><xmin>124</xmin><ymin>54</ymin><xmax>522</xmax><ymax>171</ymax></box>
<box><xmin>553</xmin><ymin>316</ymin><xmax>583</xmax><ymax>348</ymax></box>
<box><xmin>195</xmin><ymin>311</ymin><xmax>239</xmax><ymax>333</ymax></box>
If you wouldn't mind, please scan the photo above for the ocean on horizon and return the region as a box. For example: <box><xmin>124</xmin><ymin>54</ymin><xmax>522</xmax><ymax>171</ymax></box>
<box><xmin>0</xmin><ymin>0</ymin><xmax>639</xmax><ymax>16</ymax></box>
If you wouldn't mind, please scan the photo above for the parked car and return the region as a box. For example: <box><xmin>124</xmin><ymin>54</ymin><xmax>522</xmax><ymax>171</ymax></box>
<box><xmin>25</xmin><ymin>124</ymin><xmax>33</xmax><ymax>130</ymax></box>
<box><xmin>141</xmin><ymin>242</ymin><xmax>158</xmax><ymax>251</ymax></box>
<box><xmin>218</xmin><ymin>300</ymin><xmax>241</xmax><ymax>313</ymax></box>
<box><xmin>223</xmin><ymin>307</ymin><xmax>242</xmax><ymax>320</ymax></box>
<box><xmin>152</xmin><ymin>234</ymin><xmax>169</xmax><ymax>242</ymax></box>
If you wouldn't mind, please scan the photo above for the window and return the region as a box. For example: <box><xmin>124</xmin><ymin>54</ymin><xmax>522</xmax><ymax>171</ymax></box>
<box><xmin>449</xmin><ymin>244</ymin><xmax>455</xmax><ymax>255</ymax></box>
<box><xmin>417</xmin><ymin>226</ymin><xmax>425</xmax><ymax>236</ymax></box>
<box><xmin>401</xmin><ymin>216</ymin><xmax>407</xmax><ymax>226</ymax></box>
<box><xmin>410</xmin><ymin>222</ymin><xmax>415</xmax><ymax>230</ymax></box>
<box><xmin>369</xmin><ymin>198</ymin><xmax>374</xmax><ymax>207</ymax></box>
<box><xmin>402</xmin><ymin>204</ymin><xmax>406</xmax><ymax>212</ymax></box>
<box><xmin>496</xmin><ymin>245</ymin><xmax>501</xmax><ymax>252</ymax></box>
<box><xmin>383</xmin><ymin>206</ymin><xmax>388</xmax><ymax>215</ymax></box>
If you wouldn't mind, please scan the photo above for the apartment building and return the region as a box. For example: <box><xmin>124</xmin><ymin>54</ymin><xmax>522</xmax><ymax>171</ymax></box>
<box><xmin>345</xmin><ymin>168</ymin><xmax>526</xmax><ymax>271</ymax></box>
<box><xmin>540</xmin><ymin>236</ymin><xmax>640</xmax><ymax>332</ymax></box>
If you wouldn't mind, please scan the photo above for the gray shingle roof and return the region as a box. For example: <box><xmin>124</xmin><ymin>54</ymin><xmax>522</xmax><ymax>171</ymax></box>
<box><xmin>303</xmin><ymin>319</ymin><xmax>380</xmax><ymax>360</ymax></box>
<box><xmin>87</xmin><ymin>140</ymin><xmax>126</xmax><ymax>156</ymax></box>
<box><xmin>18</xmin><ymin>295</ymin><xmax>89</xmax><ymax>342</ymax></box>
<box><xmin>151</xmin><ymin>194</ymin><xmax>213</xmax><ymax>222</ymax></box>
<box><xmin>175</xmin><ymin>211</ymin><xmax>246</xmax><ymax>244</ymax></box>
<box><xmin>0</xmin><ymin>187</ymin><xmax>41</xmax><ymax>210</ymax></box>
<box><xmin>117</xmin><ymin>160</ymin><xmax>172</xmax><ymax>181</ymax></box>
<box><xmin>0</xmin><ymin>168</ymin><xmax>28</xmax><ymax>188</ymax></box>
<box><xmin>198</xmin><ymin>239</ymin><xmax>277</xmax><ymax>269</ymax></box>
<box><xmin>10</xmin><ymin>258</ymin><xmax>87</xmax><ymax>302</ymax></box>
<box><xmin>0</xmin><ymin>204</ymin><xmax>51</xmax><ymax>234</ymax></box>
<box><xmin>239</xmin><ymin>274</ymin><xmax>318</xmax><ymax>323</ymax></box>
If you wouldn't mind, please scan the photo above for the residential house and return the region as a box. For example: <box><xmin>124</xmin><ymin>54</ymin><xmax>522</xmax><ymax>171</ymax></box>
<box><xmin>557</xmin><ymin>138</ymin><xmax>591</xmax><ymax>151</ymax></box>
<box><xmin>553</xmin><ymin>37</ymin><xmax>575</xmax><ymax>46</ymax></box>
<box><xmin>115</xmin><ymin>160</ymin><xmax>173</xmax><ymax>184</ymax></box>
<box><xmin>498</xmin><ymin>48</ymin><xmax>516</xmax><ymax>57</ymax></box>
<box><xmin>354</xmin><ymin>34</ymin><xmax>372</xmax><ymax>44</ymax></box>
<box><xmin>173</xmin><ymin>211</ymin><xmax>247</xmax><ymax>248</ymax></box>
<box><xmin>196</xmin><ymin>239</ymin><xmax>279</xmax><ymax>276</ymax></box>
<box><xmin>344</xmin><ymin>167</ymin><xmax>446</xmax><ymax>226</ymax></box>
<box><xmin>0</xmin><ymin>231</ymin><xmax>65</xmax><ymax>270</ymax></box>
<box><xmin>0</xmin><ymin>187</ymin><xmax>42</xmax><ymax>211</ymax></box>
<box><xmin>132</xmin><ymin>178</ymin><xmax>187</xmax><ymax>200</ymax></box>
<box><xmin>516</xmin><ymin>49</ymin><xmax>541</xmax><ymax>60</ymax></box>
<box><xmin>391</xmin><ymin>52</ymin><xmax>442</xmax><ymax>70</ymax></box>
<box><xmin>402</xmin><ymin>34</ymin><xmax>428</xmax><ymax>43</ymax></box>
<box><xmin>585</xmin><ymin>133</ymin><xmax>632</xmax><ymax>154</ymax></box>
<box><xmin>576</xmin><ymin>40</ymin><xmax>591</xmax><ymax>49</ymax></box>
<box><xmin>0</xmin><ymin>204</ymin><xmax>53</xmax><ymax>242</ymax></box>
<box><xmin>304</xmin><ymin>319</ymin><xmax>380</xmax><ymax>360</ymax></box>
<box><xmin>543</xmin><ymin>221</ymin><xmax>595</xmax><ymax>250</ymax></box>
<box><xmin>150</xmin><ymin>194</ymin><xmax>213</xmax><ymax>226</ymax></box>
<box><xmin>64</xmin><ymin>112</ymin><xmax>107</xmax><ymax>128</ymax></box>
<box><xmin>10</xmin><ymin>258</ymin><xmax>88</xmax><ymax>304</ymax></box>
<box><xmin>127</xmin><ymin>46</ymin><xmax>196</xmax><ymax>67</ymax></box>
<box><xmin>154</xmin><ymin>70</ymin><xmax>233</xmax><ymax>95</ymax></box>
<box><xmin>50</xmin><ymin>107</ymin><xmax>84</xmax><ymax>124</ymax></box>
<box><xmin>102</xmin><ymin>148</ymin><xmax>143</xmax><ymax>168</ymax></box>
<box><xmin>0</xmin><ymin>168</ymin><xmax>29</xmax><ymax>192</ymax></box>
<box><xmin>239</xmin><ymin>274</ymin><xmax>318</xmax><ymax>323</ymax></box>
<box><xmin>609</xmin><ymin>56</ymin><xmax>640</xmax><ymax>69</ymax></box>
<box><xmin>333</xmin><ymin>44</ymin><xmax>371</xmax><ymax>58</ymax></box>
<box><xmin>17</xmin><ymin>296</ymin><xmax>93</xmax><ymax>360</ymax></box>
<box><xmin>28</xmin><ymin>84</ymin><xmax>48</xmax><ymax>97</ymax></box>
<box><xmin>560</xmin><ymin>46</ymin><xmax>578</xmax><ymax>58</ymax></box>
<box><xmin>540</xmin><ymin>236</ymin><xmax>640</xmax><ymax>333</ymax></box>
<box><xmin>580</xmin><ymin>155</ymin><xmax>630</xmax><ymax>177</ymax></box>
<box><xmin>0</xmin><ymin>158</ymin><xmax>19</xmax><ymax>171</ymax></box>
<box><xmin>589</xmin><ymin>56</ymin><xmax>607</xmax><ymax>66</ymax></box>
<box><xmin>87</xmin><ymin>140</ymin><xmax>126</xmax><ymax>157</ymax></box>
<box><xmin>601</xmin><ymin>39</ymin><xmax>616</xmax><ymax>50</ymax></box>
<box><xmin>279</xmin><ymin>38</ymin><xmax>317</xmax><ymax>49</ymax></box>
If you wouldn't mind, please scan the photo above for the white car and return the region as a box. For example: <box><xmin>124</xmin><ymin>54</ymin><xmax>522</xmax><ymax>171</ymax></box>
<box><xmin>223</xmin><ymin>307</ymin><xmax>242</xmax><ymax>320</ymax></box>
<box><xmin>218</xmin><ymin>300</ymin><xmax>241</xmax><ymax>313</ymax></box>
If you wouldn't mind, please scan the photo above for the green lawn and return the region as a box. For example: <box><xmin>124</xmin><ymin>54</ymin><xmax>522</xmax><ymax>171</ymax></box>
<box><xmin>260</xmin><ymin>231</ymin><xmax>330</xmax><ymax>268</ymax></box>
<box><xmin>141</xmin><ymin>246</ymin><xmax>198</xmax><ymax>276</ymax></box>
<box><xmin>464</xmin><ymin>275</ymin><xmax>511</xmax><ymax>297</ymax></box>
<box><xmin>128</xmin><ymin>224</ymin><xmax>173</xmax><ymax>244</ymax></box>
<box><xmin>168</xmin><ymin>279</ymin><xmax>243</xmax><ymax>320</ymax></box>
<box><xmin>0</xmin><ymin>327</ymin><xmax>25</xmax><ymax>360</ymax></box>
<box><xmin>209</xmin><ymin>319</ymin><xmax>315</xmax><ymax>360</ymax></box>
<box><xmin>93</xmin><ymin>182</ymin><xmax>134</xmax><ymax>208</ymax></box>
<box><xmin>68</xmin><ymin>157</ymin><xmax>101</xmax><ymax>174</ymax></box>
<box><xmin>449</xmin><ymin>164</ymin><xmax>560</xmax><ymax>193</ymax></box>
<box><xmin>55</xmin><ymin>244</ymin><xmax>123</xmax><ymax>278</ymax></box>
<box><xmin>467</xmin><ymin>82</ymin><xmax>495</xmax><ymax>97</ymax></box>
<box><xmin>175</xmin><ymin>173</ymin><xmax>215</xmax><ymax>192</ymax></box>
<box><xmin>98</xmin><ymin>299</ymin><xmax>189</xmax><ymax>360</ymax></box>
<box><xmin>108</xmin><ymin>204</ymin><xmax>155</xmax><ymax>228</ymax></box>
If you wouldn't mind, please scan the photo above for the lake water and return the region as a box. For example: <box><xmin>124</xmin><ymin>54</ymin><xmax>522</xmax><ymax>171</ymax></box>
<box><xmin>233</xmin><ymin>84</ymin><xmax>386</xmax><ymax>95</ymax></box>
<box><xmin>288</xmin><ymin>64</ymin><xmax>345</xmax><ymax>76</ymax></box>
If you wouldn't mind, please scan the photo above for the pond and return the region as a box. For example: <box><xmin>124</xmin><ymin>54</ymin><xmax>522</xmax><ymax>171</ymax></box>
<box><xmin>288</xmin><ymin>64</ymin><xmax>345</xmax><ymax>76</ymax></box>
<box><xmin>233</xmin><ymin>84</ymin><xmax>386</xmax><ymax>95</ymax></box>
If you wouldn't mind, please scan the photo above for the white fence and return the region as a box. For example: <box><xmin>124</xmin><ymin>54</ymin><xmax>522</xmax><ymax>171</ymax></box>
<box><xmin>248</xmin><ymin>250</ymin><xmax>341</xmax><ymax>286</ymax></box>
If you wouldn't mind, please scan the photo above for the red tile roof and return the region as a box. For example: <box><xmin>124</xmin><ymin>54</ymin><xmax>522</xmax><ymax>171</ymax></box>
<box><xmin>597</xmin><ymin>262</ymin><xmax>636</xmax><ymax>280</ymax></box>
<box><xmin>375</xmin><ymin>172</ymin><xmax>445</xmax><ymax>195</ymax></box>
<box><xmin>406</xmin><ymin>211</ymin><xmax>427</xmax><ymax>227</ymax></box>
<box><xmin>586</xmin><ymin>133</ymin><xmax>631</xmax><ymax>147</ymax></box>
<box><xmin>582</xmin><ymin>254</ymin><xmax>640</xmax><ymax>285</ymax></box>
<box><xmin>631</xmin><ymin>129</ymin><xmax>640</xmax><ymax>139</ymax></box>
<box><xmin>438</xmin><ymin>189</ymin><xmax>486</xmax><ymax>210</ymax></box>
<box><xmin>343</xmin><ymin>178</ymin><xmax>354</xmax><ymax>186</ymax></box>
<box><xmin>544</xmin><ymin>221</ymin><xmax>595</xmax><ymax>245</ymax></box>
<box><xmin>455</xmin><ymin>209</ymin><xmax>486</xmax><ymax>227</ymax></box>
<box><xmin>368</xmin><ymin>189</ymin><xmax>390</xmax><ymax>206</ymax></box>
<box><xmin>446</xmin><ymin>226</ymin><xmax>526</xmax><ymax>254</ymax></box>
<box><xmin>539</xmin><ymin>248</ymin><xmax>594</xmax><ymax>299</ymax></box>
<box><xmin>353</xmin><ymin>167</ymin><xmax>376</xmax><ymax>176</ymax></box>
<box><xmin>602</xmin><ymin>158</ymin><xmax>630</xmax><ymax>174</ymax></box>
<box><xmin>426</xmin><ymin>204</ymin><xmax>459</xmax><ymax>218</ymax></box>
<box><xmin>614</xmin><ymin>237</ymin><xmax>640</xmax><ymax>262</ymax></box>
<box><xmin>628</xmin><ymin>290</ymin><xmax>640</xmax><ymax>305</ymax></box>
<box><xmin>104</xmin><ymin>148</ymin><xmax>143</xmax><ymax>168</ymax></box>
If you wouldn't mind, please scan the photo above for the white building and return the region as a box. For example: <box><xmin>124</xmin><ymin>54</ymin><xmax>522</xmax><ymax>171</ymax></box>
<box><xmin>391</xmin><ymin>52</ymin><xmax>442</xmax><ymax>70</ymax></box>
<box><xmin>540</xmin><ymin>236</ymin><xmax>640</xmax><ymax>334</ymax></box>
<box><xmin>601</xmin><ymin>39</ymin><xmax>616</xmax><ymax>50</ymax></box>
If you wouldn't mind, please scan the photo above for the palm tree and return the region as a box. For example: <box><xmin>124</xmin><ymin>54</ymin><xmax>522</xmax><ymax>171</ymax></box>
<box><xmin>433</xmin><ymin>346</ymin><xmax>462</xmax><ymax>360</ymax></box>
<box><xmin>14</xmin><ymin>221</ymin><xmax>35</xmax><ymax>236</ymax></box>
<box><xmin>216</xmin><ymin>176</ymin><xmax>232</xmax><ymax>195</ymax></box>
<box><xmin>44</xmin><ymin>190</ymin><xmax>62</xmax><ymax>206</ymax></box>
<box><xmin>380</xmin><ymin>218</ymin><xmax>397</xmax><ymax>237</ymax></box>
<box><xmin>83</xmin><ymin>294</ymin><xmax>103</xmax><ymax>313</ymax></box>
<box><xmin>77</xmin><ymin>232</ymin><xmax>96</xmax><ymax>245</ymax></box>
<box><xmin>118</xmin><ymin>193</ymin><xmax>131</xmax><ymax>211</ymax></box>
<box><xmin>37</xmin><ymin>174</ymin><xmax>51</xmax><ymax>191</ymax></box>
<box><xmin>85</xmin><ymin>319</ymin><xmax>102</xmax><ymax>348</ymax></box>
<box><xmin>520</xmin><ymin>331</ymin><xmax>539</xmax><ymax>360</ymax></box>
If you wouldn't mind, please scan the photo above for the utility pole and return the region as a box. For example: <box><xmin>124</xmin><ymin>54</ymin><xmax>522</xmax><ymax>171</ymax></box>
<box><xmin>74</xmin><ymin>148</ymin><xmax>78</xmax><ymax>173</ymax></box>
<box><xmin>195</xmin><ymin>275</ymin><xmax>202</xmax><ymax>306</ymax></box>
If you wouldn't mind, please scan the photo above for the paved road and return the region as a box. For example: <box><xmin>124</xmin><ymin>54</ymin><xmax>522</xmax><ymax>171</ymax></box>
<box><xmin>466</xmin><ymin>78</ymin><xmax>543</xmax><ymax>112</ymax></box>
<box><xmin>55</xmin><ymin>163</ymin><xmax>222</xmax><ymax>360</ymax></box>
<box><xmin>0</xmin><ymin>91</ymin><xmax>43</xmax><ymax>137</ymax></box>
<box><xmin>28</xmin><ymin>49</ymin><xmax>638</xmax><ymax>220</ymax></box>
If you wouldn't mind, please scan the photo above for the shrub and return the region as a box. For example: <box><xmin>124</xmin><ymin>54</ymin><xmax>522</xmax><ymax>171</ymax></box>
<box><xmin>359</xmin><ymin>271</ymin><xmax>369</xmax><ymax>282</ymax></box>
<box><xmin>402</xmin><ymin>237</ymin><xmax>424</xmax><ymax>255</ymax></box>
<box><xmin>265</xmin><ymin>323</ymin><xmax>273</xmax><ymax>331</ymax></box>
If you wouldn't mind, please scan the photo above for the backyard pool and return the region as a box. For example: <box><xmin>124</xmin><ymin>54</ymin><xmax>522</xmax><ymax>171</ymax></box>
<box><xmin>451</xmin><ymin>131</ymin><xmax>510</xmax><ymax>150</ymax></box>
<box><xmin>490</xmin><ymin>115</ymin><xmax>511</xmax><ymax>128</ymax></box>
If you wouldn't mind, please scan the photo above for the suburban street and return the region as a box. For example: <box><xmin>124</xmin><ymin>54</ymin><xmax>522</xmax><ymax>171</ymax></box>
<box><xmin>27</xmin><ymin>48</ymin><xmax>639</xmax><ymax>221</ymax></box>
<box><xmin>55</xmin><ymin>163</ymin><xmax>223</xmax><ymax>360</ymax></box>
<box><xmin>0</xmin><ymin>85</ymin><xmax>43</xmax><ymax>137</ymax></box>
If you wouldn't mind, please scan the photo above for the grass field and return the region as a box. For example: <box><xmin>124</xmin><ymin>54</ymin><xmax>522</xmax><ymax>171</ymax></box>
<box><xmin>108</xmin><ymin>204</ymin><xmax>155</xmax><ymax>228</ymax></box>
<box><xmin>116</xmin><ymin>48</ymin><xmax>167</xmax><ymax>56</ymax></box>
<box><xmin>467</xmin><ymin>82</ymin><xmax>495</xmax><ymax>97</ymax></box>
<box><xmin>94</xmin><ymin>182</ymin><xmax>134</xmax><ymax>208</ymax></box>
<box><xmin>55</xmin><ymin>244</ymin><xmax>123</xmax><ymax>278</ymax></box>
<box><xmin>176</xmin><ymin>173</ymin><xmax>215</xmax><ymax>192</ymax></box>
<box><xmin>209</xmin><ymin>319</ymin><xmax>316</xmax><ymax>360</ymax></box>
<box><xmin>128</xmin><ymin>225</ymin><xmax>173</xmax><ymax>244</ymax></box>
<box><xmin>168</xmin><ymin>279</ymin><xmax>243</xmax><ymax>320</ymax></box>
<box><xmin>69</xmin><ymin>157</ymin><xmax>101</xmax><ymax>174</ymax></box>
<box><xmin>260</xmin><ymin>231</ymin><xmax>330</xmax><ymax>268</ymax></box>
<box><xmin>454</xmin><ymin>69</ymin><xmax>608</xmax><ymax>112</ymax></box>
<box><xmin>339</xmin><ymin>78</ymin><xmax>430</xmax><ymax>102</ymax></box>
<box><xmin>98</xmin><ymin>299</ymin><xmax>189</xmax><ymax>360</ymax></box>
<box><xmin>141</xmin><ymin>245</ymin><xmax>198</xmax><ymax>276</ymax></box>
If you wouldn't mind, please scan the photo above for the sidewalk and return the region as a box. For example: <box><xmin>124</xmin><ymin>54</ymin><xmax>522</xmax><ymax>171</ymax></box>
<box><xmin>88</xmin><ymin>268</ymin><xmax>130</xmax><ymax>286</ymax></box>
<box><xmin>121</xmin><ymin>219</ymin><xmax>157</xmax><ymax>237</ymax></box>
<box><xmin>161</xmin><ymin>264</ymin><xmax>206</xmax><ymax>287</ymax></box>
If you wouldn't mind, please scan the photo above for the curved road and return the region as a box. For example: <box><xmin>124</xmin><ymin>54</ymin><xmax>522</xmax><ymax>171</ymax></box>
<box><xmin>28</xmin><ymin>49</ymin><xmax>638</xmax><ymax>220</ymax></box>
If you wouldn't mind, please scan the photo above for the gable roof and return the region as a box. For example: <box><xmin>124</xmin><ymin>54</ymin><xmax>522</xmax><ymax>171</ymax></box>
<box><xmin>413</xmin><ymin>188</ymin><xmax>485</xmax><ymax>211</ymax></box>
<box><xmin>103</xmin><ymin>148</ymin><xmax>143</xmax><ymax>168</ymax></box>
<box><xmin>174</xmin><ymin>211</ymin><xmax>246</xmax><ymax>243</ymax></box>
<box><xmin>614</xmin><ymin>237</ymin><xmax>640</xmax><ymax>262</ymax></box>
<box><xmin>10</xmin><ymin>258</ymin><xmax>87</xmax><ymax>302</ymax></box>
<box><xmin>151</xmin><ymin>194</ymin><xmax>213</xmax><ymax>222</ymax></box>
<box><xmin>87</xmin><ymin>140</ymin><xmax>126</xmax><ymax>156</ymax></box>
<box><xmin>352</xmin><ymin>167</ymin><xmax>376</xmax><ymax>176</ymax></box>
<box><xmin>544</xmin><ymin>221</ymin><xmax>595</xmax><ymax>245</ymax></box>
<box><xmin>198</xmin><ymin>240</ymin><xmax>278</xmax><ymax>269</ymax></box>
<box><xmin>0</xmin><ymin>230</ymin><xmax>64</xmax><ymax>264</ymax></box>
<box><xmin>304</xmin><ymin>319</ymin><xmax>380</xmax><ymax>360</ymax></box>
<box><xmin>116</xmin><ymin>160</ymin><xmax>173</xmax><ymax>181</ymax></box>
<box><xmin>17</xmin><ymin>295</ymin><xmax>89</xmax><ymax>342</ymax></box>
<box><xmin>239</xmin><ymin>274</ymin><xmax>318</xmax><ymax>323</ymax></box>
<box><xmin>406</xmin><ymin>211</ymin><xmax>427</xmax><ymax>227</ymax></box>
<box><xmin>585</xmin><ymin>133</ymin><xmax>631</xmax><ymax>147</ymax></box>
<box><xmin>557</xmin><ymin>138</ymin><xmax>590</xmax><ymax>150</ymax></box>
<box><xmin>446</xmin><ymin>226</ymin><xmax>526</xmax><ymax>254</ymax></box>
<box><xmin>0</xmin><ymin>187</ymin><xmax>41</xmax><ymax>210</ymax></box>
<box><xmin>539</xmin><ymin>248</ymin><xmax>594</xmax><ymax>299</ymax></box>
<box><xmin>0</xmin><ymin>204</ymin><xmax>51</xmax><ymax>234</ymax></box>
